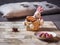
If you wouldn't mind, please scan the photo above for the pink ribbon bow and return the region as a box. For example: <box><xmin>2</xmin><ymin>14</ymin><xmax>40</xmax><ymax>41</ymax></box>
<box><xmin>37</xmin><ymin>6</ymin><xmax>44</xmax><ymax>13</ymax></box>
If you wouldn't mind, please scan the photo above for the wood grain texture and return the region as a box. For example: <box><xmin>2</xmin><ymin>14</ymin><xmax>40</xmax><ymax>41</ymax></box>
<box><xmin>0</xmin><ymin>21</ymin><xmax>60</xmax><ymax>45</ymax></box>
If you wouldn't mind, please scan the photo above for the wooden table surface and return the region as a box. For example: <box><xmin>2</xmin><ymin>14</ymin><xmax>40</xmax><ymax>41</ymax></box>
<box><xmin>0</xmin><ymin>21</ymin><xmax>60</xmax><ymax>45</ymax></box>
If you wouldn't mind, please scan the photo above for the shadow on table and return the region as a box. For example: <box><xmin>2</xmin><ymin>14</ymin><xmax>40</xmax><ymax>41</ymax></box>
<box><xmin>40</xmin><ymin>37</ymin><xmax>60</xmax><ymax>43</ymax></box>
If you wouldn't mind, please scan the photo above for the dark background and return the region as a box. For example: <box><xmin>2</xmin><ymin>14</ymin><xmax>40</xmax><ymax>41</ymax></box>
<box><xmin>0</xmin><ymin>0</ymin><xmax>60</xmax><ymax>29</ymax></box>
<box><xmin>0</xmin><ymin>0</ymin><xmax>60</xmax><ymax>22</ymax></box>
<box><xmin>0</xmin><ymin>0</ymin><xmax>60</xmax><ymax>7</ymax></box>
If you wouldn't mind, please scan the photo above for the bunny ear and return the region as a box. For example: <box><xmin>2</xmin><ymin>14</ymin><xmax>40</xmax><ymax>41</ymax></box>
<box><xmin>37</xmin><ymin>6</ymin><xmax>44</xmax><ymax>13</ymax></box>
